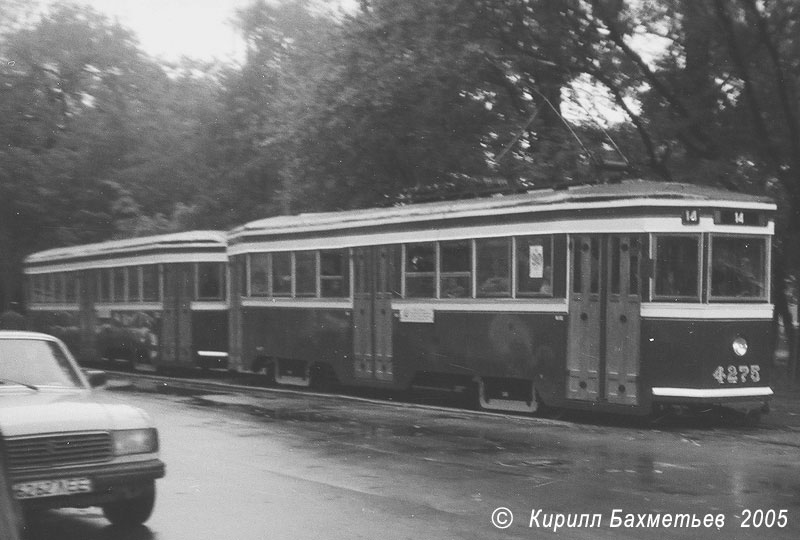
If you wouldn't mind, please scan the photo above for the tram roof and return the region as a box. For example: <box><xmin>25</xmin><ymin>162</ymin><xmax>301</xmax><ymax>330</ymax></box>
<box><xmin>24</xmin><ymin>230</ymin><xmax>227</xmax><ymax>266</ymax></box>
<box><xmin>229</xmin><ymin>180</ymin><xmax>776</xmax><ymax>239</ymax></box>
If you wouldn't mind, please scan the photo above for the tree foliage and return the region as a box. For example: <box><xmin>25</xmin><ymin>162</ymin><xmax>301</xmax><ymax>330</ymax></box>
<box><xmin>0</xmin><ymin>4</ymin><xmax>224</xmax><ymax>307</ymax></box>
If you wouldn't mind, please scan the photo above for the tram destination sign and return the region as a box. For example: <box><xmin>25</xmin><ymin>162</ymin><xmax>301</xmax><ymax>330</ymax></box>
<box><xmin>681</xmin><ymin>208</ymin><xmax>700</xmax><ymax>224</ymax></box>
<box><xmin>714</xmin><ymin>209</ymin><xmax>764</xmax><ymax>226</ymax></box>
<box><xmin>682</xmin><ymin>208</ymin><xmax>765</xmax><ymax>226</ymax></box>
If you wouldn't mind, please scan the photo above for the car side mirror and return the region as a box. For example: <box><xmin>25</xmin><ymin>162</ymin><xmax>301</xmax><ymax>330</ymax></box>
<box><xmin>83</xmin><ymin>369</ymin><xmax>107</xmax><ymax>388</ymax></box>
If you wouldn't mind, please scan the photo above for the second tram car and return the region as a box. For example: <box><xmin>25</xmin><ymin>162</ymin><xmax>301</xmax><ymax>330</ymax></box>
<box><xmin>24</xmin><ymin>231</ymin><xmax>229</xmax><ymax>371</ymax></box>
<box><xmin>227</xmin><ymin>180</ymin><xmax>776</xmax><ymax>416</ymax></box>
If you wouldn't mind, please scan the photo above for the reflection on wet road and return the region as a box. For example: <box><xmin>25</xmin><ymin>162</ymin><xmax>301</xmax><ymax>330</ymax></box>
<box><xmin>23</xmin><ymin>386</ymin><xmax>800</xmax><ymax>540</ymax></box>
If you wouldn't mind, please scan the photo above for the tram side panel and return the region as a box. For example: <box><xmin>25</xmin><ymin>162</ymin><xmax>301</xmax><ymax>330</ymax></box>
<box><xmin>393</xmin><ymin>311</ymin><xmax>568</xmax><ymax>404</ymax></box>
<box><xmin>240</xmin><ymin>307</ymin><xmax>352</xmax><ymax>383</ymax></box>
<box><xmin>640</xmin><ymin>318</ymin><xmax>774</xmax><ymax>409</ymax></box>
<box><xmin>239</xmin><ymin>305</ymin><xmax>568</xmax><ymax>402</ymax></box>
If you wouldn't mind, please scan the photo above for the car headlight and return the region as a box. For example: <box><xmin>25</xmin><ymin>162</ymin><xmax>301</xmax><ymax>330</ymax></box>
<box><xmin>732</xmin><ymin>336</ymin><xmax>749</xmax><ymax>357</ymax></box>
<box><xmin>112</xmin><ymin>428</ymin><xmax>159</xmax><ymax>455</ymax></box>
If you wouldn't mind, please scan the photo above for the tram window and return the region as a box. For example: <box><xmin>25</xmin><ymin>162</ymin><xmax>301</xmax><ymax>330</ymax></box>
<box><xmin>440</xmin><ymin>240</ymin><xmax>471</xmax><ymax>298</ymax></box>
<box><xmin>113</xmin><ymin>267</ymin><xmax>126</xmax><ymax>302</ymax></box>
<box><xmin>99</xmin><ymin>269</ymin><xmax>112</xmax><ymax>303</ymax></box>
<box><xmin>40</xmin><ymin>275</ymin><xmax>49</xmax><ymax>303</ymax></box>
<box><xmin>250</xmin><ymin>254</ymin><xmax>270</xmax><ymax>297</ymax></box>
<box><xmin>476</xmin><ymin>238</ymin><xmax>511</xmax><ymax>297</ymax></box>
<box><xmin>590</xmin><ymin>238</ymin><xmax>600</xmax><ymax>294</ymax></box>
<box><xmin>48</xmin><ymin>274</ymin><xmax>57</xmax><ymax>303</ymax></box>
<box><xmin>238</xmin><ymin>256</ymin><xmax>248</xmax><ymax>297</ymax></box>
<box><xmin>41</xmin><ymin>275</ymin><xmax>50</xmax><ymax>303</ymax></box>
<box><xmin>572</xmin><ymin>239</ymin><xmax>583</xmax><ymax>294</ymax></box>
<box><xmin>127</xmin><ymin>267</ymin><xmax>141</xmax><ymax>302</ymax></box>
<box><xmin>405</xmin><ymin>243</ymin><xmax>435</xmax><ymax>298</ymax></box>
<box><xmin>295</xmin><ymin>251</ymin><xmax>317</xmax><ymax>297</ymax></box>
<box><xmin>272</xmin><ymin>252</ymin><xmax>292</xmax><ymax>296</ymax></box>
<box><xmin>53</xmin><ymin>273</ymin><xmax>64</xmax><ymax>303</ymax></box>
<box><xmin>710</xmin><ymin>236</ymin><xmax>767</xmax><ymax>300</ymax></box>
<box><xmin>516</xmin><ymin>236</ymin><xmax>553</xmax><ymax>297</ymax></box>
<box><xmin>37</xmin><ymin>275</ymin><xmax>48</xmax><ymax>303</ymax></box>
<box><xmin>610</xmin><ymin>238</ymin><xmax>621</xmax><ymax>295</ymax></box>
<box><xmin>654</xmin><ymin>235</ymin><xmax>700</xmax><ymax>300</ymax></box>
<box><xmin>28</xmin><ymin>276</ymin><xmax>39</xmax><ymax>303</ymax></box>
<box><xmin>321</xmin><ymin>250</ymin><xmax>349</xmax><ymax>298</ymax></box>
<box><xmin>198</xmin><ymin>262</ymin><xmax>225</xmax><ymax>300</ymax></box>
<box><xmin>630</xmin><ymin>237</ymin><xmax>641</xmax><ymax>296</ymax></box>
<box><xmin>65</xmin><ymin>272</ymin><xmax>77</xmax><ymax>303</ymax></box>
<box><xmin>142</xmin><ymin>265</ymin><xmax>160</xmax><ymax>302</ymax></box>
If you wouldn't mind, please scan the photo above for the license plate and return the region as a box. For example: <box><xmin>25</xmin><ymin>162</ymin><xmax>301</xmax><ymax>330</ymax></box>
<box><xmin>13</xmin><ymin>478</ymin><xmax>93</xmax><ymax>500</ymax></box>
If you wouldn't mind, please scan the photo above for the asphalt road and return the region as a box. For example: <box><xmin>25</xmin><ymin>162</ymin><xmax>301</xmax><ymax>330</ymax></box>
<box><xmin>22</xmin><ymin>383</ymin><xmax>800</xmax><ymax>540</ymax></box>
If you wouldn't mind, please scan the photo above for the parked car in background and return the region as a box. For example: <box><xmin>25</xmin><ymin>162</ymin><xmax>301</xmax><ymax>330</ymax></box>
<box><xmin>0</xmin><ymin>331</ymin><xmax>164</xmax><ymax>526</ymax></box>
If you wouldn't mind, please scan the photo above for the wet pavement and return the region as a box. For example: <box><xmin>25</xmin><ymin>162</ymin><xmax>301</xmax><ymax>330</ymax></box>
<box><xmin>23</xmin><ymin>378</ymin><xmax>800</xmax><ymax>540</ymax></box>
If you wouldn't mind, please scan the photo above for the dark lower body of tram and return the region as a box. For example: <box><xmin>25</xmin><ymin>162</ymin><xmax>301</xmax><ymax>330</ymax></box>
<box><xmin>234</xmin><ymin>306</ymin><xmax>773</xmax><ymax>419</ymax></box>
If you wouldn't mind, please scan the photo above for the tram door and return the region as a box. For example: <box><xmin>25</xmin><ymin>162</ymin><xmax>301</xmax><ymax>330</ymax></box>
<box><xmin>353</xmin><ymin>246</ymin><xmax>394</xmax><ymax>382</ymax></box>
<box><xmin>567</xmin><ymin>235</ymin><xmax>642</xmax><ymax>406</ymax></box>
<box><xmin>161</xmin><ymin>264</ymin><xmax>193</xmax><ymax>367</ymax></box>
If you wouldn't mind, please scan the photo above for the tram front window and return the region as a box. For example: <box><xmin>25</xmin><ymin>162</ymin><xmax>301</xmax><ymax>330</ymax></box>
<box><xmin>710</xmin><ymin>236</ymin><xmax>767</xmax><ymax>300</ymax></box>
<box><xmin>654</xmin><ymin>235</ymin><xmax>700</xmax><ymax>300</ymax></box>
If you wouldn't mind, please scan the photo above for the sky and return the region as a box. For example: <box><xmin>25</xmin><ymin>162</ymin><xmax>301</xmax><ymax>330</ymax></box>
<box><xmin>49</xmin><ymin>0</ymin><xmax>358</xmax><ymax>63</ymax></box>
<box><xmin>38</xmin><ymin>0</ymin><xmax>633</xmax><ymax>125</ymax></box>
<box><xmin>60</xmin><ymin>0</ymin><xmax>255</xmax><ymax>63</ymax></box>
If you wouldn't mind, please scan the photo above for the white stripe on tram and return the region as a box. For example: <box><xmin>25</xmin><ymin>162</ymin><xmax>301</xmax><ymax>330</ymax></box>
<box><xmin>197</xmin><ymin>351</ymin><xmax>229</xmax><ymax>358</ymax></box>
<box><xmin>652</xmin><ymin>387</ymin><xmax>773</xmax><ymax>399</ymax></box>
<box><xmin>641</xmin><ymin>303</ymin><xmax>773</xmax><ymax>320</ymax></box>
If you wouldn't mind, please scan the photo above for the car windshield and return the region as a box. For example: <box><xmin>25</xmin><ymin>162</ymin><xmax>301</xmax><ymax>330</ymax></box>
<box><xmin>0</xmin><ymin>338</ymin><xmax>84</xmax><ymax>389</ymax></box>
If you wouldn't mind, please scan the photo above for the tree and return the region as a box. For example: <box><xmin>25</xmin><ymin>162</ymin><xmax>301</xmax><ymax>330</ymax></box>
<box><xmin>0</xmin><ymin>4</ymin><xmax>172</xmax><ymax>308</ymax></box>
<box><xmin>268</xmin><ymin>0</ymin><xmax>619</xmax><ymax>210</ymax></box>
<box><xmin>580</xmin><ymin>0</ymin><xmax>800</xmax><ymax>374</ymax></box>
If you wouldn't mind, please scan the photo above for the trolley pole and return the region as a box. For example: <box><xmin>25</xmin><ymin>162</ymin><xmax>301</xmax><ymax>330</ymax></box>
<box><xmin>0</xmin><ymin>435</ymin><xmax>23</xmax><ymax>540</ymax></box>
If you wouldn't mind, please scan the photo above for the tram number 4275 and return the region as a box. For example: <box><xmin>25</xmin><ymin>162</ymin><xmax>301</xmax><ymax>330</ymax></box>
<box><xmin>712</xmin><ymin>365</ymin><xmax>761</xmax><ymax>384</ymax></box>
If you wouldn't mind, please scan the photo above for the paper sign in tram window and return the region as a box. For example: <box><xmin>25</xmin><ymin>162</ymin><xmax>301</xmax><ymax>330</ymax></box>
<box><xmin>529</xmin><ymin>244</ymin><xmax>544</xmax><ymax>279</ymax></box>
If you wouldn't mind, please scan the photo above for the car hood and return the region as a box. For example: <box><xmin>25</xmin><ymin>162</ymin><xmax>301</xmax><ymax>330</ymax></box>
<box><xmin>0</xmin><ymin>390</ymin><xmax>152</xmax><ymax>437</ymax></box>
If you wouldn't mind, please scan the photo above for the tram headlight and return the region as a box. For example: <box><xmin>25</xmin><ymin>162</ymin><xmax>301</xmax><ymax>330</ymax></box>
<box><xmin>732</xmin><ymin>336</ymin><xmax>749</xmax><ymax>357</ymax></box>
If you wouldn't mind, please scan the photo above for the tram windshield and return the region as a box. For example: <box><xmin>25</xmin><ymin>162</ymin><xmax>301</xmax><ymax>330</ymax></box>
<box><xmin>710</xmin><ymin>236</ymin><xmax>768</xmax><ymax>300</ymax></box>
<box><xmin>654</xmin><ymin>235</ymin><xmax>700</xmax><ymax>300</ymax></box>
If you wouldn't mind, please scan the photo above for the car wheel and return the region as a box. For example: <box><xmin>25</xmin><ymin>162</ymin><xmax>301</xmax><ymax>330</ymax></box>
<box><xmin>102</xmin><ymin>482</ymin><xmax>156</xmax><ymax>526</ymax></box>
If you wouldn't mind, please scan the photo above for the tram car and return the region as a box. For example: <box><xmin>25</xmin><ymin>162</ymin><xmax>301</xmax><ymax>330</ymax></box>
<box><xmin>24</xmin><ymin>231</ymin><xmax>229</xmax><ymax>371</ymax></box>
<box><xmin>227</xmin><ymin>180</ymin><xmax>776</xmax><ymax>416</ymax></box>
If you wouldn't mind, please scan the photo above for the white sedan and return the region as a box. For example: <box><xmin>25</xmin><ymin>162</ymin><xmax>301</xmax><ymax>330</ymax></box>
<box><xmin>0</xmin><ymin>331</ymin><xmax>165</xmax><ymax>527</ymax></box>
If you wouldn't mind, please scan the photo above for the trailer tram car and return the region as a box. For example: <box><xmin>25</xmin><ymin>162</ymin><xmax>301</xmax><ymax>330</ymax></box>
<box><xmin>24</xmin><ymin>231</ymin><xmax>229</xmax><ymax>371</ymax></box>
<box><xmin>227</xmin><ymin>180</ymin><xmax>776</xmax><ymax>417</ymax></box>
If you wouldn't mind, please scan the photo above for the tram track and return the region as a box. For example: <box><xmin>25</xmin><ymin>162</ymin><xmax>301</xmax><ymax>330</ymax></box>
<box><xmin>100</xmin><ymin>369</ymin><xmax>569</xmax><ymax>427</ymax></box>
<box><xmin>98</xmin><ymin>368</ymin><xmax>800</xmax><ymax>448</ymax></box>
